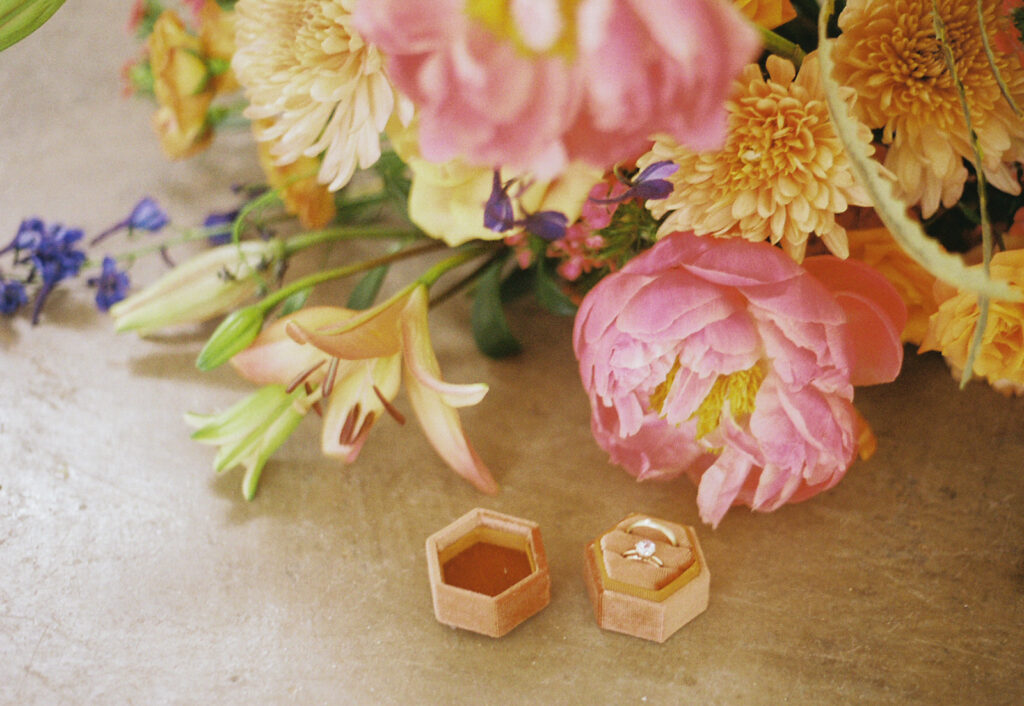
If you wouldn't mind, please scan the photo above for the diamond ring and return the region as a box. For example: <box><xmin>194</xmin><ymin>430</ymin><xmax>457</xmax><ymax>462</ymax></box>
<box><xmin>622</xmin><ymin>538</ymin><xmax>664</xmax><ymax>566</ymax></box>
<box><xmin>624</xmin><ymin>517</ymin><xmax>678</xmax><ymax>546</ymax></box>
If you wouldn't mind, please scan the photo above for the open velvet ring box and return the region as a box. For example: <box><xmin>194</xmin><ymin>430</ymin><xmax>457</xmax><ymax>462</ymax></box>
<box><xmin>426</xmin><ymin>508</ymin><xmax>551</xmax><ymax>638</ymax></box>
<box><xmin>584</xmin><ymin>513</ymin><xmax>709</xmax><ymax>642</ymax></box>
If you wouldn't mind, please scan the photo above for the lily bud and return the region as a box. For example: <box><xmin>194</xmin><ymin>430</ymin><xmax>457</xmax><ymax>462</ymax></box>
<box><xmin>195</xmin><ymin>305</ymin><xmax>265</xmax><ymax>372</ymax></box>
<box><xmin>110</xmin><ymin>239</ymin><xmax>284</xmax><ymax>335</ymax></box>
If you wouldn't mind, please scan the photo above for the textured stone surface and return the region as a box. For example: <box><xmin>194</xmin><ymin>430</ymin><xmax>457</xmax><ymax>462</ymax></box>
<box><xmin>2</xmin><ymin>3</ymin><xmax>1023</xmax><ymax>703</ymax></box>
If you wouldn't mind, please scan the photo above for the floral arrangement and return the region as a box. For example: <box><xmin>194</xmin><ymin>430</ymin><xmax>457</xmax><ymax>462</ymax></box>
<box><xmin>3</xmin><ymin>0</ymin><xmax>1024</xmax><ymax>527</ymax></box>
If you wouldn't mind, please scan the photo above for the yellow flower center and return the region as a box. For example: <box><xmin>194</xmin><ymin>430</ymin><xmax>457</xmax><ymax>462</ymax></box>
<box><xmin>650</xmin><ymin>361</ymin><xmax>766</xmax><ymax>439</ymax></box>
<box><xmin>465</xmin><ymin>0</ymin><xmax>580</xmax><ymax>57</ymax></box>
<box><xmin>691</xmin><ymin>363</ymin><xmax>765</xmax><ymax>439</ymax></box>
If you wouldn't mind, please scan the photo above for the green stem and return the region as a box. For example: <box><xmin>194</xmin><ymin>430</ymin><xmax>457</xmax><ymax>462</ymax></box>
<box><xmin>257</xmin><ymin>240</ymin><xmax>446</xmax><ymax>313</ymax></box>
<box><xmin>758</xmin><ymin>26</ymin><xmax>806</xmax><ymax>67</ymax></box>
<box><xmin>417</xmin><ymin>244</ymin><xmax>496</xmax><ymax>289</ymax></box>
<box><xmin>282</xmin><ymin>226</ymin><xmax>420</xmax><ymax>257</ymax></box>
<box><xmin>933</xmin><ymin>1</ymin><xmax>995</xmax><ymax>388</ymax></box>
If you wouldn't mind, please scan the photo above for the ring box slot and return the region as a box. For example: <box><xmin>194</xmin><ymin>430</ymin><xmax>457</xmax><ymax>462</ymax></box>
<box><xmin>426</xmin><ymin>508</ymin><xmax>550</xmax><ymax>638</ymax></box>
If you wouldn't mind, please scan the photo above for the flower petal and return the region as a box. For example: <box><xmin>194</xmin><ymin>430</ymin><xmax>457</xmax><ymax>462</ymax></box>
<box><xmin>400</xmin><ymin>287</ymin><xmax>498</xmax><ymax>493</ymax></box>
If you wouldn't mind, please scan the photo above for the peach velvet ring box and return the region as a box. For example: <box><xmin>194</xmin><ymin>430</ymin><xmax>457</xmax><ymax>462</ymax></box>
<box><xmin>425</xmin><ymin>508</ymin><xmax>551</xmax><ymax>638</ymax></box>
<box><xmin>583</xmin><ymin>513</ymin><xmax>709</xmax><ymax>642</ymax></box>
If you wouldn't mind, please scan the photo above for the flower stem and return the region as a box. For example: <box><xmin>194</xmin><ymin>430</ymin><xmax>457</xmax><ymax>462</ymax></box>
<box><xmin>758</xmin><ymin>26</ymin><xmax>806</xmax><ymax>68</ymax></box>
<box><xmin>282</xmin><ymin>226</ymin><xmax>419</xmax><ymax>257</ymax></box>
<box><xmin>257</xmin><ymin>240</ymin><xmax>447</xmax><ymax>313</ymax></box>
<box><xmin>417</xmin><ymin>244</ymin><xmax>496</xmax><ymax>289</ymax></box>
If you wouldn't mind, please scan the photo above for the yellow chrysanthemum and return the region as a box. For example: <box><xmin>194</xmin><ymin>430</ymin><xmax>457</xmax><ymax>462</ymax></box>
<box><xmin>232</xmin><ymin>0</ymin><xmax>410</xmax><ymax>191</ymax></box>
<box><xmin>640</xmin><ymin>53</ymin><xmax>872</xmax><ymax>262</ymax></box>
<box><xmin>832</xmin><ymin>0</ymin><xmax>1024</xmax><ymax>218</ymax></box>
<box><xmin>920</xmin><ymin>249</ymin><xmax>1024</xmax><ymax>395</ymax></box>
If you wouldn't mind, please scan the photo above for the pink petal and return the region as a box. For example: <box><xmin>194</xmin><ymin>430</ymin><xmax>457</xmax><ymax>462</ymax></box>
<box><xmin>803</xmin><ymin>257</ymin><xmax>906</xmax><ymax>386</ymax></box>
<box><xmin>400</xmin><ymin>287</ymin><xmax>498</xmax><ymax>494</ymax></box>
<box><xmin>696</xmin><ymin>446</ymin><xmax>756</xmax><ymax>528</ymax></box>
<box><xmin>285</xmin><ymin>288</ymin><xmax>410</xmax><ymax>360</ymax></box>
<box><xmin>230</xmin><ymin>306</ymin><xmax>346</xmax><ymax>384</ymax></box>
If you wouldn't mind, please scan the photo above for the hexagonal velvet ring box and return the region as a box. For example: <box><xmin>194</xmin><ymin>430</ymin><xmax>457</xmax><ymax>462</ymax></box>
<box><xmin>426</xmin><ymin>508</ymin><xmax>550</xmax><ymax>638</ymax></box>
<box><xmin>583</xmin><ymin>513</ymin><xmax>709</xmax><ymax>642</ymax></box>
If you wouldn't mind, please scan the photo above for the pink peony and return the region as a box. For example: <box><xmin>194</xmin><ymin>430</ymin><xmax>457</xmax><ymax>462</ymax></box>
<box><xmin>573</xmin><ymin>233</ymin><xmax>906</xmax><ymax>526</ymax></box>
<box><xmin>352</xmin><ymin>0</ymin><xmax>761</xmax><ymax>177</ymax></box>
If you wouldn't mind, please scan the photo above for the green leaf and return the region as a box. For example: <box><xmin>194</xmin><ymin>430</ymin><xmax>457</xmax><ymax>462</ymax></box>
<box><xmin>347</xmin><ymin>264</ymin><xmax>389</xmax><ymax>310</ymax></box>
<box><xmin>471</xmin><ymin>258</ymin><xmax>522</xmax><ymax>358</ymax></box>
<box><xmin>276</xmin><ymin>286</ymin><xmax>311</xmax><ymax>318</ymax></box>
<box><xmin>817</xmin><ymin>0</ymin><xmax>1020</xmax><ymax>303</ymax></box>
<box><xmin>499</xmin><ymin>265</ymin><xmax>534</xmax><ymax>302</ymax></box>
<box><xmin>535</xmin><ymin>258</ymin><xmax>577</xmax><ymax>317</ymax></box>
<box><xmin>0</xmin><ymin>0</ymin><xmax>65</xmax><ymax>52</ymax></box>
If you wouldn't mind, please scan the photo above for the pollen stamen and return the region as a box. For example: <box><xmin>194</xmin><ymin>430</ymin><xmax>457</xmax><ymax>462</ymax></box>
<box><xmin>322</xmin><ymin>357</ymin><xmax>340</xmax><ymax>397</ymax></box>
<box><xmin>285</xmin><ymin>359</ymin><xmax>326</xmax><ymax>393</ymax></box>
<box><xmin>374</xmin><ymin>385</ymin><xmax>406</xmax><ymax>425</ymax></box>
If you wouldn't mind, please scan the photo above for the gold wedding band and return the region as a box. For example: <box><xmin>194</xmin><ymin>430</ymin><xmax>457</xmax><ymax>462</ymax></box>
<box><xmin>624</xmin><ymin>517</ymin><xmax>678</xmax><ymax>546</ymax></box>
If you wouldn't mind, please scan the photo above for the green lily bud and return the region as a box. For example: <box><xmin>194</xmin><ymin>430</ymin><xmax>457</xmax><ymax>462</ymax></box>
<box><xmin>0</xmin><ymin>0</ymin><xmax>66</xmax><ymax>52</ymax></box>
<box><xmin>110</xmin><ymin>239</ymin><xmax>285</xmax><ymax>335</ymax></box>
<box><xmin>185</xmin><ymin>384</ymin><xmax>308</xmax><ymax>500</ymax></box>
<box><xmin>195</xmin><ymin>305</ymin><xmax>265</xmax><ymax>371</ymax></box>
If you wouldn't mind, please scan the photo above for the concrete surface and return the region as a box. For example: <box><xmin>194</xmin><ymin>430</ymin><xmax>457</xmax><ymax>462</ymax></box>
<box><xmin>2</xmin><ymin>3</ymin><xmax>1023</xmax><ymax>704</ymax></box>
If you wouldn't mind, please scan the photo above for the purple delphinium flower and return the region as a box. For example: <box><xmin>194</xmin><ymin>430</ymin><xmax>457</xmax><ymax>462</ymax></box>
<box><xmin>483</xmin><ymin>170</ymin><xmax>515</xmax><ymax>233</ymax></box>
<box><xmin>6</xmin><ymin>218</ymin><xmax>88</xmax><ymax>324</ymax></box>
<box><xmin>519</xmin><ymin>210</ymin><xmax>568</xmax><ymax>241</ymax></box>
<box><xmin>88</xmin><ymin>256</ymin><xmax>130</xmax><ymax>312</ymax></box>
<box><xmin>590</xmin><ymin>160</ymin><xmax>678</xmax><ymax>204</ymax></box>
<box><xmin>0</xmin><ymin>277</ymin><xmax>28</xmax><ymax>315</ymax></box>
<box><xmin>203</xmin><ymin>209</ymin><xmax>240</xmax><ymax>246</ymax></box>
<box><xmin>90</xmin><ymin>196</ymin><xmax>169</xmax><ymax>245</ymax></box>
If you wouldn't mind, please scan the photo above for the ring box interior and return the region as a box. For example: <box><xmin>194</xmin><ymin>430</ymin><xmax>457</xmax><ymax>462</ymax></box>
<box><xmin>583</xmin><ymin>513</ymin><xmax>709</xmax><ymax>642</ymax></box>
<box><xmin>426</xmin><ymin>508</ymin><xmax>550</xmax><ymax>638</ymax></box>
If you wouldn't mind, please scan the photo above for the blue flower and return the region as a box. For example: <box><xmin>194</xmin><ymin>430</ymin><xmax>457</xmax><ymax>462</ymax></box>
<box><xmin>0</xmin><ymin>278</ymin><xmax>27</xmax><ymax>316</ymax></box>
<box><xmin>519</xmin><ymin>210</ymin><xmax>568</xmax><ymax>241</ymax></box>
<box><xmin>0</xmin><ymin>218</ymin><xmax>47</xmax><ymax>255</ymax></box>
<box><xmin>90</xmin><ymin>196</ymin><xmax>169</xmax><ymax>245</ymax></box>
<box><xmin>10</xmin><ymin>219</ymin><xmax>87</xmax><ymax>324</ymax></box>
<box><xmin>483</xmin><ymin>170</ymin><xmax>515</xmax><ymax>233</ymax></box>
<box><xmin>591</xmin><ymin>160</ymin><xmax>679</xmax><ymax>204</ymax></box>
<box><xmin>202</xmin><ymin>209</ymin><xmax>240</xmax><ymax>246</ymax></box>
<box><xmin>88</xmin><ymin>256</ymin><xmax>130</xmax><ymax>312</ymax></box>
<box><xmin>128</xmin><ymin>197</ymin><xmax>170</xmax><ymax>232</ymax></box>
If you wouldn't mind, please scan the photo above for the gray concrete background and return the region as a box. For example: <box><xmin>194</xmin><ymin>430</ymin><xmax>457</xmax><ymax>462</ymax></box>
<box><xmin>2</xmin><ymin>3</ymin><xmax>1023</xmax><ymax>703</ymax></box>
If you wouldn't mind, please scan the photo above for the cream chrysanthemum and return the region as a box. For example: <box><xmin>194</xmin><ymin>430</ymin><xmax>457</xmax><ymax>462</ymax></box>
<box><xmin>640</xmin><ymin>54</ymin><xmax>871</xmax><ymax>262</ymax></box>
<box><xmin>233</xmin><ymin>0</ymin><xmax>410</xmax><ymax>191</ymax></box>
<box><xmin>833</xmin><ymin>0</ymin><xmax>1024</xmax><ymax>218</ymax></box>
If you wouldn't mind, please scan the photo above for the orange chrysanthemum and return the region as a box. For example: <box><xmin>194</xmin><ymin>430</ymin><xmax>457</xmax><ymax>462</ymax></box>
<box><xmin>832</xmin><ymin>0</ymin><xmax>1024</xmax><ymax>218</ymax></box>
<box><xmin>921</xmin><ymin>249</ymin><xmax>1024</xmax><ymax>395</ymax></box>
<box><xmin>640</xmin><ymin>54</ymin><xmax>872</xmax><ymax>262</ymax></box>
<box><xmin>846</xmin><ymin>225</ymin><xmax>939</xmax><ymax>345</ymax></box>
<box><xmin>233</xmin><ymin>0</ymin><xmax>410</xmax><ymax>191</ymax></box>
<box><xmin>734</xmin><ymin>0</ymin><xmax>796</xmax><ymax>29</ymax></box>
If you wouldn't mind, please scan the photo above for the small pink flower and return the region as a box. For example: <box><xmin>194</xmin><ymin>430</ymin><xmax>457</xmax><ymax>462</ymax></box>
<box><xmin>573</xmin><ymin>233</ymin><xmax>905</xmax><ymax>526</ymax></box>
<box><xmin>353</xmin><ymin>0</ymin><xmax>760</xmax><ymax>176</ymax></box>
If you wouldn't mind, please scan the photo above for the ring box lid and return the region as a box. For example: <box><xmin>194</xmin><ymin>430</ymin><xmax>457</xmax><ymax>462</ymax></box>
<box><xmin>426</xmin><ymin>508</ymin><xmax>550</xmax><ymax>638</ymax></box>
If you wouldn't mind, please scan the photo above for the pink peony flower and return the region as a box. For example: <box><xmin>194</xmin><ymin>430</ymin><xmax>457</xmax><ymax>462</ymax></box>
<box><xmin>573</xmin><ymin>233</ymin><xmax>906</xmax><ymax>526</ymax></box>
<box><xmin>352</xmin><ymin>0</ymin><xmax>761</xmax><ymax>177</ymax></box>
